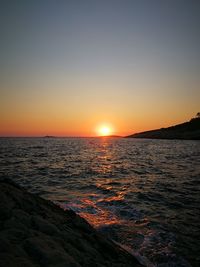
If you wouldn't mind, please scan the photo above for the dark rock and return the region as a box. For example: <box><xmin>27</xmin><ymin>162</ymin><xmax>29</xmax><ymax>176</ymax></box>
<box><xmin>0</xmin><ymin>180</ymin><xmax>143</xmax><ymax>267</ymax></box>
<box><xmin>31</xmin><ymin>215</ymin><xmax>59</xmax><ymax>235</ymax></box>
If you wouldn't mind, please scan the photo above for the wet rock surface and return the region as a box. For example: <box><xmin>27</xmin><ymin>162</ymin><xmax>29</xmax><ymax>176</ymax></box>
<box><xmin>0</xmin><ymin>179</ymin><xmax>142</xmax><ymax>267</ymax></box>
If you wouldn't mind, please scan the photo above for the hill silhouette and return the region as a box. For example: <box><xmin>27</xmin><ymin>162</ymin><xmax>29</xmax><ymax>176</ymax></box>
<box><xmin>126</xmin><ymin>117</ymin><xmax>200</xmax><ymax>140</ymax></box>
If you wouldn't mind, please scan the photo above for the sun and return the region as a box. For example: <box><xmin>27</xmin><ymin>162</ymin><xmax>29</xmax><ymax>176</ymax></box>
<box><xmin>96</xmin><ymin>124</ymin><xmax>113</xmax><ymax>136</ymax></box>
<box><xmin>99</xmin><ymin>126</ymin><xmax>110</xmax><ymax>136</ymax></box>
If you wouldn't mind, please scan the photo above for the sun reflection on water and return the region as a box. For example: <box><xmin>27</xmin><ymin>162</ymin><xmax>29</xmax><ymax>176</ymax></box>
<box><xmin>77</xmin><ymin>189</ymin><xmax>125</xmax><ymax>228</ymax></box>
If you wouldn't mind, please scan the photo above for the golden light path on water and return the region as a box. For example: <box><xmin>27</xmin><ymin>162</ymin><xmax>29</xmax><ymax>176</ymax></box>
<box><xmin>76</xmin><ymin>138</ymin><xmax>126</xmax><ymax>227</ymax></box>
<box><xmin>78</xmin><ymin>191</ymin><xmax>126</xmax><ymax>228</ymax></box>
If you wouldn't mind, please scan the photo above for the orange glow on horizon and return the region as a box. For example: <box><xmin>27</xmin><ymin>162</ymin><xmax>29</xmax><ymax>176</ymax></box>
<box><xmin>0</xmin><ymin>107</ymin><xmax>194</xmax><ymax>137</ymax></box>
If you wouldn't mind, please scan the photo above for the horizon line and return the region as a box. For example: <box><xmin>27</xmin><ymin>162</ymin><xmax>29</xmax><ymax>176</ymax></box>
<box><xmin>0</xmin><ymin>135</ymin><xmax>124</xmax><ymax>138</ymax></box>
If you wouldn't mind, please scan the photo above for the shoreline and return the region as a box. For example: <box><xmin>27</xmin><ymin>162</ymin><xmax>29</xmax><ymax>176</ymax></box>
<box><xmin>0</xmin><ymin>179</ymin><xmax>143</xmax><ymax>267</ymax></box>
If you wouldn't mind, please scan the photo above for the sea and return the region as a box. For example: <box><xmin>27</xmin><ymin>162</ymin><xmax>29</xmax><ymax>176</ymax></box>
<box><xmin>0</xmin><ymin>137</ymin><xmax>199</xmax><ymax>267</ymax></box>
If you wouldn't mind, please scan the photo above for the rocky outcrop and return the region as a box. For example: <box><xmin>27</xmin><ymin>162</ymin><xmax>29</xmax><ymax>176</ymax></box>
<box><xmin>0</xmin><ymin>179</ymin><xmax>142</xmax><ymax>267</ymax></box>
<box><xmin>126</xmin><ymin>117</ymin><xmax>200</xmax><ymax>140</ymax></box>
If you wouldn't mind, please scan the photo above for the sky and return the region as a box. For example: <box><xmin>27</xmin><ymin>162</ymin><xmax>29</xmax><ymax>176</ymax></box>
<box><xmin>0</xmin><ymin>0</ymin><xmax>200</xmax><ymax>136</ymax></box>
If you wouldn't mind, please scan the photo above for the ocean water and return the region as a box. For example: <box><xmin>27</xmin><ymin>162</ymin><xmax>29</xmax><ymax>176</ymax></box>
<box><xmin>0</xmin><ymin>137</ymin><xmax>199</xmax><ymax>267</ymax></box>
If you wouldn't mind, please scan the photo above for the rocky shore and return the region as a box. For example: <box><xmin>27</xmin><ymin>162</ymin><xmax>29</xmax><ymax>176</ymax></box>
<box><xmin>126</xmin><ymin>117</ymin><xmax>200</xmax><ymax>140</ymax></box>
<box><xmin>0</xmin><ymin>179</ymin><xmax>142</xmax><ymax>267</ymax></box>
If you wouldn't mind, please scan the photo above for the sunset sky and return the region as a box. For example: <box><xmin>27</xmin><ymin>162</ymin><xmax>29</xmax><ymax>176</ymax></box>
<box><xmin>0</xmin><ymin>0</ymin><xmax>200</xmax><ymax>137</ymax></box>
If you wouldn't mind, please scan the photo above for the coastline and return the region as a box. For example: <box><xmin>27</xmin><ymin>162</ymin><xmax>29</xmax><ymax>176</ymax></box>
<box><xmin>125</xmin><ymin>117</ymin><xmax>200</xmax><ymax>140</ymax></box>
<box><xmin>0</xmin><ymin>179</ymin><xmax>143</xmax><ymax>267</ymax></box>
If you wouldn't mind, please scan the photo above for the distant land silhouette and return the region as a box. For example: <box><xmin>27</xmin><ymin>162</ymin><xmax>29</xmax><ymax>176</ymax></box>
<box><xmin>44</xmin><ymin>135</ymin><xmax>57</xmax><ymax>138</ymax></box>
<box><xmin>98</xmin><ymin>135</ymin><xmax>122</xmax><ymax>138</ymax></box>
<box><xmin>126</xmin><ymin>115</ymin><xmax>200</xmax><ymax>140</ymax></box>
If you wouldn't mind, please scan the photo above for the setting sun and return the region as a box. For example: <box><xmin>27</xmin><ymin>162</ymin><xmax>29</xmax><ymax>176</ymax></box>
<box><xmin>99</xmin><ymin>127</ymin><xmax>110</xmax><ymax>136</ymax></box>
<box><xmin>96</xmin><ymin>124</ymin><xmax>113</xmax><ymax>136</ymax></box>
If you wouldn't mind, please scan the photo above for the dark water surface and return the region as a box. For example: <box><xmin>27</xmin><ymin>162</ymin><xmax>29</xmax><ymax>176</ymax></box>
<box><xmin>0</xmin><ymin>137</ymin><xmax>199</xmax><ymax>266</ymax></box>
